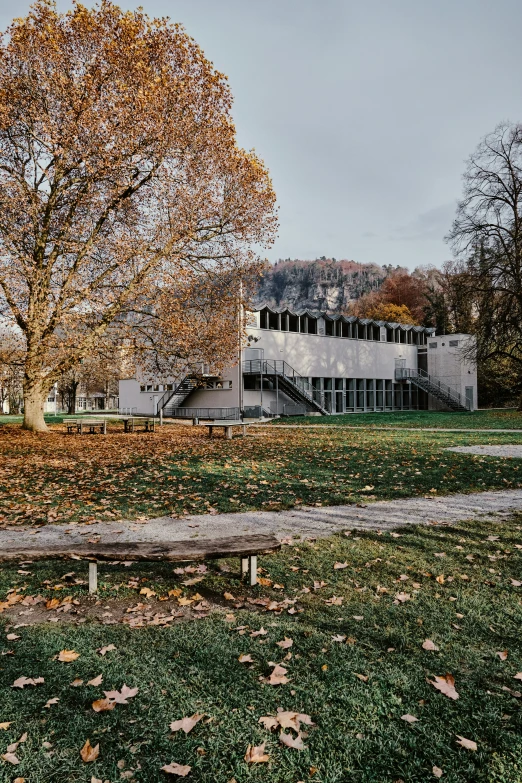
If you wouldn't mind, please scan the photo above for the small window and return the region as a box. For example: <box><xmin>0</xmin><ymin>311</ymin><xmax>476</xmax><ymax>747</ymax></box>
<box><xmin>166</xmin><ymin>384</ymin><xmax>173</xmax><ymax>391</ymax></box>
<box><xmin>429</xmin><ymin>342</ymin><xmax>437</xmax><ymax>349</ymax></box>
<box><xmin>449</xmin><ymin>340</ymin><xmax>459</xmax><ymax>347</ymax></box>
<box><xmin>140</xmin><ymin>385</ymin><xmax>146</xmax><ymax>392</ymax></box>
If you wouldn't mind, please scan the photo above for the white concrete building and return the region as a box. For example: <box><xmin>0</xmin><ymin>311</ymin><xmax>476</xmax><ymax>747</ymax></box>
<box><xmin>119</xmin><ymin>307</ymin><xmax>477</xmax><ymax>418</ymax></box>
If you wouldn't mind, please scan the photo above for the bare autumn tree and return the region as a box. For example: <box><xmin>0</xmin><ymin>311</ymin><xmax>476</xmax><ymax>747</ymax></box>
<box><xmin>447</xmin><ymin>122</ymin><xmax>522</xmax><ymax>408</ymax></box>
<box><xmin>0</xmin><ymin>1</ymin><xmax>277</xmax><ymax>431</ymax></box>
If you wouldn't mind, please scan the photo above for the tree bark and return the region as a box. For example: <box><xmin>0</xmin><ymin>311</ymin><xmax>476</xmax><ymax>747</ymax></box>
<box><xmin>518</xmin><ymin>389</ymin><xmax>522</xmax><ymax>412</ymax></box>
<box><xmin>22</xmin><ymin>382</ymin><xmax>49</xmax><ymax>432</ymax></box>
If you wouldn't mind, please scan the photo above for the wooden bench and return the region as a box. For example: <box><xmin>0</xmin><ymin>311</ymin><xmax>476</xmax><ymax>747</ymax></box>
<box><xmin>65</xmin><ymin>418</ymin><xmax>107</xmax><ymax>434</ymax></box>
<box><xmin>199</xmin><ymin>420</ymin><xmax>252</xmax><ymax>439</ymax></box>
<box><xmin>121</xmin><ymin>417</ymin><xmax>156</xmax><ymax>433</ymax></box>
<box><xmin>0</xmin><ymin>534</ymin><xmax>281</xmax><ymax>593</ymax></box>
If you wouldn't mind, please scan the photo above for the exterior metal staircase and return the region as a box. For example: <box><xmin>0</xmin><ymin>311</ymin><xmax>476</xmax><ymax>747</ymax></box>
<box><xmin>243</xmin><ymin>359</ymin><xmax>329</xmax><ymax>415</ymax></box>
<box><xmin>395</xmin><ymin>367</ymin><xmax>470</xmax><ymax>411</ymax></box>
<box><xmin>157</xmin><ymin>375</ymin><xmax>199</xmax><ymax>416</ymax></box>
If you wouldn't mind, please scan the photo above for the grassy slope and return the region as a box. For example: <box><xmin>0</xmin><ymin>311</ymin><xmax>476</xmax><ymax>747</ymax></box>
<box><xmin>1</xmin><ymin>424</ymin><xmax>522</xmax><ymax>525</ymax></box>
<box><xmin>1</xmin><ymin>516</ymin><xmax>522</xmax><ymax>782</ymax></box>
<box><xmin>271</xmin><ymin>410</ymin><xmax>522</xmax><ymax>429</ymax></box>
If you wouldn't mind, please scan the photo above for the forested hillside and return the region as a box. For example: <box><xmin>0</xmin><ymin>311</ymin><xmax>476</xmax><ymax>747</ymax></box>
<box><xmin>255</xmin><ymin>257</ymin><xmax>402</xmax><ymax>312</ymax></box>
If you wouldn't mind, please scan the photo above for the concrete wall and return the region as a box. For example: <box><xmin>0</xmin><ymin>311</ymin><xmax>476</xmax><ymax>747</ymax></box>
<box><xmin>245</xmin><ymin>326</ymin><xmax>419</xmax><ymax>379</ymax></box>
<box><xmin>426</xmin><ymin>334</ymin><xmax>478</xmax><ymax>410</ymax></box>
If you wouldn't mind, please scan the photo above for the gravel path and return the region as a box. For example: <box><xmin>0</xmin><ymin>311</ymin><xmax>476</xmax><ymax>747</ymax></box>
<box><xmin>446</xmin><ymin>445</ymin><xmax>522</xmax><ymax>457</ymax></box>
<box><xmin>2</xmin><ymin>489</ymin><xmax>522</xmax><ymax>547</ymax></box>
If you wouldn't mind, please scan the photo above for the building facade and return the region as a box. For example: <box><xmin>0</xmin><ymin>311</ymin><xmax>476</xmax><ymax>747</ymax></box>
<box><xmin>119</xmin><ymin>307</ymin><xmax>477</xmax><ymax>417</ymax></box>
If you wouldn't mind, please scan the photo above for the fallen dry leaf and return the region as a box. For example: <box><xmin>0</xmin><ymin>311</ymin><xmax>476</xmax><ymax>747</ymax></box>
<box><xmin>456</xmin><ymin>735</ymin><xmax>477</xmax><ymax>751</ymax></box>
<box><xmin>267</xmin><ymin>664</ymin><xmax>289</xmax><ymax>685</ymax></box>
<box><xmin>333</xmin><ymin>562</ymin><xmax>348</xmax><ymax>570</ymax></box>
<box><xmin>92</xmin><ymin>698</ymin><xmax>116</xmax><ymax>713</ymax></box>
<box><xmin>279</xmin><ymin>730</ymin><xmax>305</xmax><ymax>749</ymax></box>
<box><xmin>276</xmin><ymin>637</ymin><xmax>293</xmax><ymax>649</ymax></box>
<box><xmin>354</xmin><ymin>673</ymin><xmax>368</xmax><ymax>682</ymax></box>
<box><xmin>80</xmin><ymin>739</ymin><xmax>100</xmax><ymax>762</ymax></box>
<box><xmin>1</xmin><ymin>752</ymin><xmax>20</xmax><ymax>765</ymax></box>
<box><xmin>6</xmin><ymin>634</ymin><xmax>20</xmax><ymax>641</ymax></box>
<box><xmin>161</xmin><ymin>762</ymin><xmax>192</xmax><ymax>776</ymax></box>
<box><xmin>98</xmin><ymin>644</ymin><xmax>116</xmax><ymax>656</ymax></box>
<box><xmin>0</xmin><ymin>722</ymin><xmax>12</xmax><ymax>730</ymax></box>
<box><xmin>432</xmin><ymin>766</ymin><xmax>443</xmax><ymax>778</ymax></box>
<box><xmin>428</xmin><ymin>674</ymin><xmax>459</xmax><ymax>700</ymax></box>
<box><xmin>435</xmin><ymin>575</ymin><xmax>445</xmax><ymax>584</ymax></box>
<box><xmin>44</xmin><ymin>697</ymin><xmax>59</xmax><ymax>708</ymax></box>
<box><xmin>57</xmin><ymin>649</ymin><xmax>80</xmax><ymax>663</ymax></box>
<box><xmin>250</xmin><ymin>628</ymin><xmax>267</xmax><ymax>637</ymax></box>
<box><xmin>514</xmin><ymin>673</ymin><xmax>522</xmax><ymax>681</ymax></box>
<box><xmin>71</xmin><ymin>678</ymin><xmax>84</xmax><ymax>687</ymax></box>
<box><xmin>87</xmin><ymin>674</ymin><xmax>103</xmax><ymax>687</ymax></box>
<box><xmin>244</xmin><ymin>742</ymin><xmax>270</xmax><ymax>763</ymax></box>
<box><xmin>103</xmin><ymin>684</ymin><xmax>138</xmax><ymax>704</ymax></box>
<box><xmin>496</xmin><ymin>650</ymin><xmax>508</xmax><ymax>661</ymax></box>
<box><xmin>170</xmin><ymin>714</ymin><xmax>204</xmax><ymax>734</ymax></box>
<box><xmin>401</xmin><ymin>714</ymin><xmax>419</xmax><ymax>723</ymax></box>
<box><xmin>140</xmin><ymin>587</ymin><xmax>156</xmax><ymax>598</ymax></box>
<box><xmin>238</xmin><ymin>654</ymin><xmax>254</xmax><ymax>664</ymax></box>
<box><xmin>332</xmin><ymin>634</ymin><xmax>346</xmax><ymax>643</ymax></box>
<box><xmin>394</xmin><ymin>592</ymin><xmax>411</xmax><ymax>603</ymax></box>
<box><xmin>12</xmin><ymin>676</ymin><xmax>44</xmax><ymax>689</ymax></box>
<box><xmin>422</xmin><ymin>639</ymin><xmax>440</xmax><ymax>651</ymax></box>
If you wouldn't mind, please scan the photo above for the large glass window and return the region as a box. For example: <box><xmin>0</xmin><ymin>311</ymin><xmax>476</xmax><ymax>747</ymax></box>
<box><xmin>376</xmin><ymin>380</ymin><xmax>384</xmax><ymax>409</ymax></box>
<box><xmin>366</xmin><ymin>379</ymin><xmax>374</xmax><ymax>409</ymax></box>
<box><xmin>356</xmin><ymin>379</ymin><xmax>365</xmax><ymax>409</ymax></box>
<box><xmin>345</xmin><ymin>379</ymin><xmax>354</xmax><ymax>410</ymax></box>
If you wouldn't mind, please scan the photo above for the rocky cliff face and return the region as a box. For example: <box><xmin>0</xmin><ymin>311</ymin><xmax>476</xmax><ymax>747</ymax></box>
<box><xmin>254</xmin><ymin>258</ymin><xmax>390</xmax><ymax>312</ymax></box>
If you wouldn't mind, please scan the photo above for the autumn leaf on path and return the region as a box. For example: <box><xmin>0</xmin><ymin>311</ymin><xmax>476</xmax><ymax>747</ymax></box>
<box><xmin>103</xmin><ymin>684</ymin><xmax>138</xmax><ymax>704</ymax></box>
<box><xmin>12</xmin><ymin>676</ymin><xmax>44</xmax><ymax>689</ymax></box>
<box><xmin>80</xmin><ymin>739</ymin><xmax>100</xmax><ymax>762</ymax></box>
<box><xmin>456</xmin><ymin>735</ymin><xmax>477</xmax><ymax>751</ymax></box>
<box><xmin>422</xmin><ymin>639</ymin><xmax>440</xmax><ymax>651</ymax></box>
<box><xmin>276</xmin><ymin>637</ymin><xmax>293</xmax><ymax>649</ymax></box>
<box><xmin>401</xmin><ymin>714</ymin><xmax>419</xmax><ymax>723</ymax></box>
<box><xmin>161</xmin><ymin>762</ymin><xmax>192</xmax><ymax>776</ymax></box>
<box><xmin>244</xmin><ymin>743</ymin><xmax>270</xmax><ymax>763</ymax></box>
<box><xmin>428</xmin><ymin>674</ymin><xmax>459</xmax><ymax>700</ymax></box>
<box><xmin>57</xmin><ymin>649</ymin><xmax>80</xmax><ymax>663</ymax></box>
<box><xmin>170</xmin><ymin>714</ymin><xmax>203</xmax><ymax>734</ymax></box>
<box><xmin>98</xmin><ymin>644</ymin><xmax>116</xmax><ymax>656</ymax></box>
<box><xmin>279</xmin><ymin>730</ymin><xmax>305</xmax><ymax>749</ymax></box>
<box><xmin>267</xmin><ymin>665</ymin><xmax>290</xmax><ymax>685</ymax></box>
<box><xmin>238</xmin><ymin>653</ymin><xmax>254</xmax><ymax>664</ymax></box>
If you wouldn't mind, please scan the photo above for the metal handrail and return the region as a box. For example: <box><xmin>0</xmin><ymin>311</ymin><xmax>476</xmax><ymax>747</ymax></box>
<box><xmin>395</xmin><ymin>367</ymin><xmax>470</xmax><ymax>410</ymax></box>
<box><xmin>243</xmin><ymin>359</ymin><xmax>327</xmax><ymax>411</ymax></box>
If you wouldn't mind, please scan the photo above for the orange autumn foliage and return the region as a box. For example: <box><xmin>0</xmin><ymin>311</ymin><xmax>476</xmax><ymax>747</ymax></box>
<box><xmin>0</xmin><ymin>1</ymin><xmax>277</xmax><ymax>431</ymax></box>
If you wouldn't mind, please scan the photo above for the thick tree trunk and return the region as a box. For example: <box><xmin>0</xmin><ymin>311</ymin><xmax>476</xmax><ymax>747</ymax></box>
<box><xmin>519</xmin><ymin>389</ymin><xmax>522</xmax><ymax>412</ymax></box>
<box><xmin>22</xmin><ymin>383</ymin><xmax>49</xmax><ymax>432</ymax></box>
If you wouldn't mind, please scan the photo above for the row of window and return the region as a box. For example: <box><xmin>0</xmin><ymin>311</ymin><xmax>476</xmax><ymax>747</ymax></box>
<box><xmin>258</xmin><ymin>309</ymin><xmax>428</xmax><ymax>345</ymax></box>
<box><xmin>244</xmin><ymin>375</ymin><xmax>428</xmax><ymax>413</ymax></box>
<box><xmin>139</xmin><ymin>380</ymin><xmax>232</xmax><ymax>393</ymax></box>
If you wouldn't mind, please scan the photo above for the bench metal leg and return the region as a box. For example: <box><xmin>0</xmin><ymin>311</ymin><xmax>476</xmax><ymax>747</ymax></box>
<box><xmin>89</xmin><ymin>561</ymin><xmax>98</xmax><ymax>594</ymax></box>
<box><xmin>242</xmin><ymin>425</ymin><xmax>246</xmax><ymax>437</ymax></box>
<box><xmin>249</xmin><ymin>555</ymin><xmax>257</xmax><ymax>586</ymax></box>
<box><xmin>208</xmin><ymin>426</ymin><xmax>213</xmax><ymax>437</ymax></box>
<box><xmin>241</xmin><ymin>557</ymin><xmax>249</xmax><ymax>578</ymax></box>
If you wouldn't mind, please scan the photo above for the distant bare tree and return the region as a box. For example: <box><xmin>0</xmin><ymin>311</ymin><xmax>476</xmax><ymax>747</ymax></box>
<box><xmin>447</xmin><ymin>122</ymin><xmax>522</xmax><ymax>408</ymax></box>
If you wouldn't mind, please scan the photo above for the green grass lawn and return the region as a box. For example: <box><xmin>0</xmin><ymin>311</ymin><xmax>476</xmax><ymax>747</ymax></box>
<box><xmin>2</xmin><ymin>423</ymin><xmax>522</xmax><ymax>525</ymax></box>
<box><xmin>271</xmin><ymin>409</ymin><xmax>522</xmax><ymax>429</ymax></box>
<box><xmin>1</xmin><ymin>515</ymin><xmax>522</xmax><ymax>782</ymax></box>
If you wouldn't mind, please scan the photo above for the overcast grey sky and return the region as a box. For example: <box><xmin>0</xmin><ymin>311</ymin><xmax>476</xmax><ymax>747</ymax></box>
<box><xmin>1</xmin><ymin>0</ymin><xmax>521</xmax><ymax>269</ymax></box>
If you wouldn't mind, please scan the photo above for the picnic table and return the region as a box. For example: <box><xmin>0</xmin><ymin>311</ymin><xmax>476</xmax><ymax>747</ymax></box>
<box><xmin>0</xmin><ymin>534</ymin><xmax>281</xmax><ymax>591</ymax></box>
<box><xmin>121</xmin><ymin>417</ymin><xmax>156</xmax><ymax>433</ymax></box>
<box><xmin>199</xmin><ymin>420</ymin><xmax>252</xmax><ymax>439</ymax></box>
<box><xmin>65</xmin><ymin>418</ymin><xmax>107</xmax><ymax>435</ymax></box>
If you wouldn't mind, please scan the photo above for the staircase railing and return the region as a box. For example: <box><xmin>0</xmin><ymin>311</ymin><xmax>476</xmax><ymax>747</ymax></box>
<box><xmin>395</xmin><ymin>367</ymin><xmax>470</xmax><ymax>410</ymax></box>
<box><xmin>243</xmin><ymin>359</ymin><xmax>327</xmax><ymax>413</ymax></box>
<box><xmin>156</xmin><ymin>374</ymin><xmax>198</xmax><ymax>413</ymax></box>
